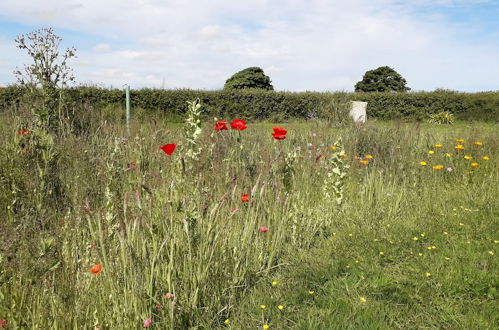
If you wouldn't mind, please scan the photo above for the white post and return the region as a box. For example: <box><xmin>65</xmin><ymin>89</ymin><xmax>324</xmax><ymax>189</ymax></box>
<box><xmin>350</xmin><ymin>101</ymin><xmax>367</xmax><ymax>123</ymax></box>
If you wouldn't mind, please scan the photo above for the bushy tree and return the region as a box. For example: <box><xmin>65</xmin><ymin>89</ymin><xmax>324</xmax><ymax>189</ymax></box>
<box><xmin>355</xmin><ymin>66</ymin><xmax>410</xmax><ymax>92</ymax></box>
<box><xmin>224</xmin><ymin>67</ymin><xmax>274</xmax><ymax>90</ymax></box>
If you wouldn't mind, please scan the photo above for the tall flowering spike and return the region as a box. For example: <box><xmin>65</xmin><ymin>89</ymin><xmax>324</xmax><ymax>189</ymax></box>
<box><xmin>272</xmin><ymin>126</ymin><xmax>287</xmax><ymax>140</ymax></box>
<box><xmin>159</xmin><ymin>143</ymin><xmax>177</xmax><ymax>155</ymax></box>
<box><xmin>230</xmin><ymin>119</ymin><xmax>247</xmax><ymax>130</ymax></box>
<box><xmin>184</xmin><ymin>99</ymin><xmax>203</xmax><ymax>164</ymax></box>
<box><xmin>214</xmin><ymin>120</ymin><xmax>228</xmax><ymax>131</ymax></box>
<box><xmin>90</xmin><ymin>264</ymin><xmax>103</xmax><ymax>275</ymax></box>
<box><xmin>323</xmin><ymin>137</ymin><xmax>349</xmax><ymax>206</ymax></box>
<box><xmin>241</xmin><ymin>193</ymin><xmax>250</xmax><ymax>202</ymax></box>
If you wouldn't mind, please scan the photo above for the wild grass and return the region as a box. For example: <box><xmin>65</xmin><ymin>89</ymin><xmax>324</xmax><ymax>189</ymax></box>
<box><xmin>0</xmin><ymin>109</ymin><xmax>497</xmax><ymax>329</ymax></box>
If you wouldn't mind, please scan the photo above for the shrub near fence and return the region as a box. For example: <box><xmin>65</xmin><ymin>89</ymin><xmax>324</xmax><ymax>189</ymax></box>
<box><xmin>0</xmin><ymin>86</ymin><xmax>498</xmax><ymax>121</ymax></box>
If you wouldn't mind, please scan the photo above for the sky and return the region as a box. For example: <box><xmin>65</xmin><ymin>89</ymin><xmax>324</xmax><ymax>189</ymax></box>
<box><xmin>0</xmin><ymin>0</ymin><xmax>498</xmax><ymax>92</ymax></box>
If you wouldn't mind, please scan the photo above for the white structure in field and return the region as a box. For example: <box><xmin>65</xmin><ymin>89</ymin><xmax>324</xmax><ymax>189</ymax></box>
<box><xmin>350</xmin><ymin>101</ymin><xmax>367</xmax><ymax>123</ymax></box>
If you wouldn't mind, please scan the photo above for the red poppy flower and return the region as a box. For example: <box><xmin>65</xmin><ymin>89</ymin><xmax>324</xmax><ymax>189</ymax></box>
<box><xmin>259</xmin><ymin>226</ymin><xmax>269</xmax><ymax>233</ymax></box>
<box><xmin>272</xmin><ymin>126</ymin><xmax>287</xmax><ymax>140</ymax></box>
<box><xmin>90</xmin><ymin>264</ymin><xmax>103</xmax><ymax>275</ymax></box>
<box><xmin>230</xmin><ymin>119</ymin><xmax>247</xmax><ymax>130</ymax></box>
<box><xmin>241</xmin><ymin>193</ymin><xmax>250</xmax><ymax>202</ymax></box>
<box><xmin>0</xmin><ymin>320</ymin><xmax>8</xmax><ymax>328</ymax></box>
<box><xmin>18</xmin><ymin>129</ymin><xmax>30</xmax><ymax>136</ymax></box>
<box><xmin>214</xmin><ymin>121</ymin><xmax>228</xmax><ymax>131</ymax></box>
<box><xmin>159</xmin><ymin>143</ymin><xmax>177</xmax><ymax>155</ymax></box>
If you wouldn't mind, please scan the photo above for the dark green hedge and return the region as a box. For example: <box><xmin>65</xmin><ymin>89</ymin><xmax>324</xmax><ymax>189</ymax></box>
<box><xmin>0</xmin><ymin>86</ymin><xmax>497</xmax><ymax>121</ymax></box>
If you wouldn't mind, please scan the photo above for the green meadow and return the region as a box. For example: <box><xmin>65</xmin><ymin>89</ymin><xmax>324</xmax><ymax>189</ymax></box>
<box><xmin>0</xmin><ymin>107</ymin><xmax>497</xmax><ymax>329</ymax></box>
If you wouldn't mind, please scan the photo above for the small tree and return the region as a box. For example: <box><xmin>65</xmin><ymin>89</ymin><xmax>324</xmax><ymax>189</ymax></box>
<box><xmin>224</xmin><ymin>67</ymin><xmax>274</xmax><ymax>90</ymax></box>
<box><xmin>14</xmin><ymin>27</ymin><xmax>76</xmax><ymax>132</ymax></box>
<box><xmin>355</xmin><ymin>66</ymin><xmax>410</xmax><ymax>92</ymax></box>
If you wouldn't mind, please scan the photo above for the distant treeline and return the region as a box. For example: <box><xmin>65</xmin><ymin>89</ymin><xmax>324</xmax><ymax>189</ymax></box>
<box><xmin>0</xmin><ymin>86</ymin><xmax>497</xmax><ymax>121</ymax></box>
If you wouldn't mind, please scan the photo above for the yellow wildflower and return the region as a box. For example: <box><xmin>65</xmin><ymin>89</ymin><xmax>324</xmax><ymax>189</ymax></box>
<box><xmin>463</xmin><ymin>155</ymin><xmax>472</xmax><ymax>160</ymax></box>
<box><xmin>446</xmin><ymin>153</ymin><xmax>452</xmax><ymax>157</ymax></box>
<box><xmin>471</xmin><ymin>162</ymin><xmax>479</xmax><ymax>168</ymax></box>
<box><xmin>433</xmin><ymin>165</ymin><xmax>444</xmax><ymax>170</ymax></box>
<box><xmin>428</xmin><ymin>150</ymin><xmax>435</xmax><ymax>155</ymax></box>
<box><xmin>482</xmin><ymin>156</ymin><xmax>490</xmax><ymax>161</ymax></box>
<box><xmin>418</xmin><ymin>253</ymin><xmax>423</xmax><ymax>256</ymax></box>
<box><xmin>456</xmin><ymin>139</ymin><xmax>464</xmax><ymax>143</ymax></box>
<box><xmin>426</xmin><ymin>272</ymin><xmax>431</xmax><ymax>277</ymax></box>
<box><xmin>224</xmin><ymin>319</ymin><xmax>230</xmax><ymax>325</ymax></box>
<box><xmin>263</xmin><ymin>325</ymin><xmax>269</xmax><ymax>329</ymax></box>
<box><xmin>365</xmin><ymin>155</ymin><xmax>373</xmax><ymax>159</ymax></box>
<box><xmin>277</xmin><ymin>305</ymin><xmax>284</xmax><ymax>310</ymax></box>
<box><xmin>419</xmin><ymin>161</ymin><xmax>427</xmax><ymax>166</ymax></box>
<box><xmin>331</xmin><ymin>145</ymin><xmax>337</xmax><ymax>151</ymax></box>
<box><xmin>260</xmin><ymin>305</ymin><xmax>266</xmax><ymax>309</ymax></box>
<box><xmin>359</xmin><ymin>160</ymin><xmax>369</xmax><ymax>165</ymax></box>
<box><xmin>359</xmin><ymin>297</ymin><xmax>367</xmax><ymax>303</ymax></box>
<box><xmin>379</xmin><ymin>251</ymin><xmax>384</xmax><ymax>255</ymax></box>
<box><xmin>434</xmin><ymin>144</ymin><xmax>443</xmax><ymax>148</ymax></box>
<box><xmin>455</xmin><ymin>145</ymin><xmax>464</xmax><ymax>151</ymax></box>
<box><xmin>488</xmin><ymin>251</ymin><xmax>495</xmax><ymax>256</ymax></box>
<box><xmin>473</xmin><ymin>142</ymin><xmax>483</xmax><ymax>146</ymax></box>
<box><xmin>309</xmin><ymin>290</ymin><xmax>315</xmax><ymax>295</ymax></box>
<box><xmin>413</xmin><ymin>237</ymin><xmax>418</xmax><ymax>241</ymax></box>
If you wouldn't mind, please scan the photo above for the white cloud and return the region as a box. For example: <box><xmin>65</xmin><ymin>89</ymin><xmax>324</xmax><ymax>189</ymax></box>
<box><xmin>197</xmin><ymin>25</ymin><xmax>222</xmax><ymax>39</ymax></box>
<box><xmin>0</xmin><ymin>0</ymin><xmax>498</xmax><ymax>91</ymax></box>
<box><xmin>93</xmin><ymin>43</ymin><xmax>111</xmax><ymax>52</ymax></box>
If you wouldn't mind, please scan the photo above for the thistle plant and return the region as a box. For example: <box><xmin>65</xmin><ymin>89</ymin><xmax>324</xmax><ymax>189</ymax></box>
<box><xmin>14</xmin><ymin>28</ymin><xmax>76</xmax><ymax>134</ymax></box>
<box><xmin>323</xmin><ymin>138</ymin><xmax>349</xmax><ymax>206</ymax></box>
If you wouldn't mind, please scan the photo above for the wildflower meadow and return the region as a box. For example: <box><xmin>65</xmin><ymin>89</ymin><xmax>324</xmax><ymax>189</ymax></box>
<box><xmin>0</xmin><ymin>98</ymin><xmax>497</xmax><ymax>329</ymax></box>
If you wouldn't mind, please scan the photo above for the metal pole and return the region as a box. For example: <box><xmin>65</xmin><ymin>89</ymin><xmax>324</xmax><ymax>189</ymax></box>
<box><xmin>125</xmin><ymin>84</ymin><xmax>130</xmax><ymax>135</ymax></box>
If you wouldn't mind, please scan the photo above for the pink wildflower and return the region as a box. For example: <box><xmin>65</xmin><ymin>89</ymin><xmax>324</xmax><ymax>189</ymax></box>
<box><xmin>143</xmin><ymin>318</ymin><xmax>152</xmax><ymax>327</ymax></box>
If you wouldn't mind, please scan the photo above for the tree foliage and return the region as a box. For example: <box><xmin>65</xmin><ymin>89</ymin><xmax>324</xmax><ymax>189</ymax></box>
<box><xmin>355</xmin><ymin>66</ymin><xmax>410</xmax><ymax>93</ymax></box>
<box><xmin>224</xmin><ymin>67</ymin><xmax>274</xmax><ymax>90</ymax></box>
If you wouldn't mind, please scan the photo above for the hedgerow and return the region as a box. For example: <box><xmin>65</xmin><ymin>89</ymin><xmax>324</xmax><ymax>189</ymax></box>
<box><xmin>1</xmin><ymin>86</ymin><xmax>497</xmax><ymax>121</ymax></box>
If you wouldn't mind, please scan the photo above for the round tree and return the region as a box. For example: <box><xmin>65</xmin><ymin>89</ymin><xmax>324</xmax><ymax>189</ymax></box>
<box><xmin>355</xmin><ymin>66</ymin><xmax>410</xmax><ymax>92</ymax></box>
<box><xmin>224</xmin><ymin>67</ymin><xmax>274</xmax><ymax>90</ymax></box>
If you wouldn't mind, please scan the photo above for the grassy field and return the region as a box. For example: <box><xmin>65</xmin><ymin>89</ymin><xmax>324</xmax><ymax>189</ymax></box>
<box><xmin>0</xmin><ymin>108</ymin><xmax>497</xmax><ymax>329</ymax></box>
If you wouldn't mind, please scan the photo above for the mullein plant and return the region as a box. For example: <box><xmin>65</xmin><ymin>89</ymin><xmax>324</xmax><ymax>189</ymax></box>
<box><xmin>282</xmin><ymin>149</ymin><xmax>298</xmax><ymax>193</ymax></box>
<box><xmin>323</xmin><ymin>138</ymin><xmax>349</xmax><ymax>206</ymax></box>
<box><xmin>183</xmin><ymin>99</ymin><xmax>203</xmax><ymax>172</ymax></box>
